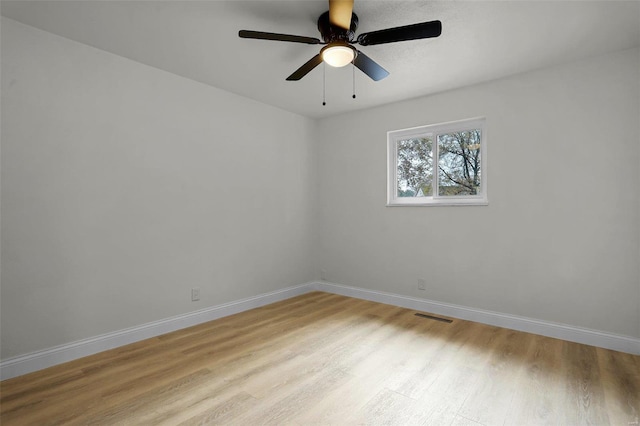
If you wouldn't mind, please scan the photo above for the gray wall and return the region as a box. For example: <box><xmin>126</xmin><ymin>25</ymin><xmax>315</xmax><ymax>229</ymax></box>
<box><xmin>2</xmin><ymin>17</ymin><xmax>639</xmax><ymax>362</ymax></box>
<box><xmin>316</xmin><ymin>48</ymin><xmax>640</xmax><ymax>339</ymax></box>
<box><xmin>1</xmin><ymin>18</ymin><xmax>317</xmax><ymax>359</ymax></box>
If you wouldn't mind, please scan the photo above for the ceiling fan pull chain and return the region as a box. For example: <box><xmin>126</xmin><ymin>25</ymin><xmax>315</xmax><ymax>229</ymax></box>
<box><xmin>352</xmin><ymin>61</ymin><xmax>356</xmax><ymax>99</ymax></box>
<box><xmin>322</xmin><ymin>62</ymin><xmax>327</xmax><ymax>106</ymax></box>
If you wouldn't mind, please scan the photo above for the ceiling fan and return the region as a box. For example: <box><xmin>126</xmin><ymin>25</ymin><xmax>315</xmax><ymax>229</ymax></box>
<box><xmin>238</xmin><ymin>0</ymin><xmax>442</xmax><ymax>82</ymax></box>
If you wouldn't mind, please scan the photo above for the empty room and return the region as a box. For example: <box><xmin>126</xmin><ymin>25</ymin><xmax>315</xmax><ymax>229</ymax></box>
<box><xmin>1</xmin><ymin>0</ymin><xmax>639</xmax><ymax>424</ymax></box>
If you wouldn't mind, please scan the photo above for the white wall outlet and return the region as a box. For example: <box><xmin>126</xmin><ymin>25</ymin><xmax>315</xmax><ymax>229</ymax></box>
<box><xmin>417</xmin><ymin>279</ymin><xmax>426</xmax><ymax>291</ymax></box>
<box><xmin>320</xmin><ymin>269</ymin><xmax>326</xmax><ymax>281</ymax></box>
<box><xmin>191</xmin><ymin>287</ymin><xmax>200</xmax><ymax>301</ymax></box>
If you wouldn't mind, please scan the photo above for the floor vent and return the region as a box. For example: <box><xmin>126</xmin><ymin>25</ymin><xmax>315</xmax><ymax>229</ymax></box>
<box><xmin>414</xmin><ymin>313</ymin><xmax>453</xmax><ymax>323</ymax></box>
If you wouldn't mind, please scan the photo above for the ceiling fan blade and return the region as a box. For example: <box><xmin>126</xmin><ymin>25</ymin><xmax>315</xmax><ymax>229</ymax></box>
<box><xmin>356</xmin><ymin>20</ymin><xmax>442</xmax><ymax>46</ymax></box>
<box><xmin>329</xmin><ymin>0</ymin><xmax>354</xmax><ymax>30</ymax></box>
<box><xmin>354</xmin><ymin>50</ymin><xmax>389</xmax><ymax>81</ymax></box>
<box><xmin>239</xmin><ymin>30</ymin><xmax>321</xmax><ymax>45</ymax></box>
<box><xmin>286</xmin><ymin>54</ymin><xmax>324</xmax><ymax>81</ymax></box>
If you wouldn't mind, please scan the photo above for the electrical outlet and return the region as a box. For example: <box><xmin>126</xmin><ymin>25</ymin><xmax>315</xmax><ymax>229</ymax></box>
<box><xmin>320</xmin><ymin>269</ymin><xmax>326</xmax><ymax>281</ymax></box>
<box><xmin>191</xmin><ymin>287</ymin><xmax>200</xmax><ymax>301</ymax></box>
<box><xmin>417</xmin><ymin>279</ymin><xmax>426</xmax><ymax>291</ymax></box>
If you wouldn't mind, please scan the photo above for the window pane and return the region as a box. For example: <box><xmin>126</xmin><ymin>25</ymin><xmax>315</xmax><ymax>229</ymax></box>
<box><xmin>397</xmin><ymin>137</ymin><xmax>433</xmax><ymax>197</ymax></box>
<box><xmin>437</xmin><ymin>130</ymin><xmax>481</xmax><ymax>196</ymax></box>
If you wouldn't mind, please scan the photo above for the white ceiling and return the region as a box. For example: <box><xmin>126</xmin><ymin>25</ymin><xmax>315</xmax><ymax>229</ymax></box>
<box><xmin>2</xmin><ymin>1</ymin><xmax>639</xmax><ymax>118</ymax></box>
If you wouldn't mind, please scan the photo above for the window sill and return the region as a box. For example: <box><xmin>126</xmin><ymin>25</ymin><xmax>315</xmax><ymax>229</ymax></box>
<box><xmin>386</xmin><ymin>197</ymin><xmax>488</xmax><ymax>207</ymax></box>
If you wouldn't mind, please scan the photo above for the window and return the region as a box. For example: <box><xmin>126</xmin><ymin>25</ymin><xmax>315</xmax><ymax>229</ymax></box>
<box><xmin>387</xmin><ymin>118</ymin><xmax>487</xmax><ymax>206</ymax></box>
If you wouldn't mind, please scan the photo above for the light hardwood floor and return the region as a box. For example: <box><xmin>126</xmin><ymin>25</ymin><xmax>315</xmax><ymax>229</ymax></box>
<box><xmin>1</xmin><ymin>292</ymin><xmax>639</xmax><ymax>425</ymax></box>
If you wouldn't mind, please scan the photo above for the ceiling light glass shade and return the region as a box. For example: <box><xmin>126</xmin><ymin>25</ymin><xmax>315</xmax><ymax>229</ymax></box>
<box><xmin>322</xmin><ymin>45</ymin><xmax>355</xmax><ymax>67</ymax></box>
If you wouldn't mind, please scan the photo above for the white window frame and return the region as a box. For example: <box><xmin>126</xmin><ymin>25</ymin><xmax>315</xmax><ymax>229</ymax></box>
<box><xmin>387</xmin><ymin>117</ymin><xmax>488</xmax><ymax>206</ymax></box>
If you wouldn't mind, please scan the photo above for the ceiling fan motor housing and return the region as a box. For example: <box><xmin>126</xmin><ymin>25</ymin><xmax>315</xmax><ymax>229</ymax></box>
<box><xmin>317</xmin><ymin>11</ymin><xmax>359</xmax><ymax>43</ymax></box>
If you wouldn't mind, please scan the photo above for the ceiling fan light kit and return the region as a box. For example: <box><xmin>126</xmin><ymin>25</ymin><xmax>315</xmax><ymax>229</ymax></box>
<box><xmin>321</xmin><ymin>43</ymin><xmax>356</xmax><ymax>68</ymax></box>
<box><xmin>239</xmin><ymin>0</ymin><xmax>441</xmax><ymax>101</ymax></box>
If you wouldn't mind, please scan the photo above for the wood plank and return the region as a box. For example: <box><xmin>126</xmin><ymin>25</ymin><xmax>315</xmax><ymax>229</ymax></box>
<box><xmin>502</xmin><ymin>334</ymin><xmax>565</xmax><ymax>425</ymax></box>
<box><xmin>596</xmin><ymin>347</ymin><xmax>640</xmax><ymax>425</ymax></box>
<box><xmin>561</xmin><ymin>341</ymin><xmax>610</xmax><ymax>425</ymax></box>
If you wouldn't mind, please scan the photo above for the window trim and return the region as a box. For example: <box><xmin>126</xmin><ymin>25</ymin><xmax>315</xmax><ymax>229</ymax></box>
<box><xmin>387</xmin><ymin>117</ymin><xmax>488</xmax><ymax>207</ymax></box>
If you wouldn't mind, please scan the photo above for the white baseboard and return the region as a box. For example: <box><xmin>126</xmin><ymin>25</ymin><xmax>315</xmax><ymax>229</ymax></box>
<box><xmin>0</xmin><ymin>283</ymin><xmax>313</xmax><ymax>381</ymax></box>
<box><xmin>3</xmin><ymin>280</ymin><xmax>638</xmax><ymax>380</ymax></box>
<box><xmin>314</xmin><ymin>281</ymin><xmax>640</xmax><ymax>356</ymax></box>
